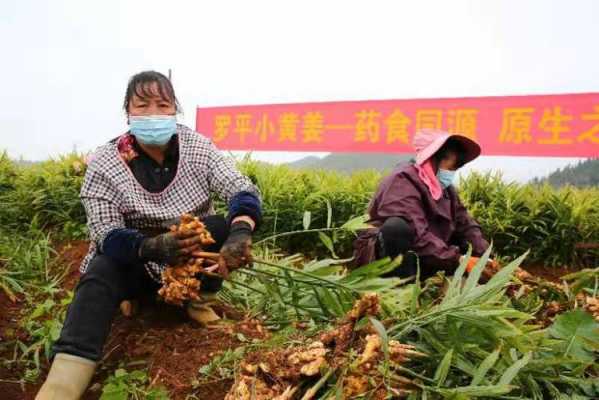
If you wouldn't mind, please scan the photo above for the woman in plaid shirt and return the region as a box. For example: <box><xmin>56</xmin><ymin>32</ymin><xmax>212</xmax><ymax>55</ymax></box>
<box><xmin>37</xmin><ymin>71</ymin><xmax>262</xmax><ymax>400</ymax></box>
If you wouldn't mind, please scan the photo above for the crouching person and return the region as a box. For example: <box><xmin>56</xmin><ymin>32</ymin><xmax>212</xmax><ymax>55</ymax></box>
<box><xmin>36</xmin><ymin>71</ymin><xmax>261</xmax><ymax>399</ymax></box>
<box><xmin>353</xmin><ymin>129</ymin><xmax>495</xmax><ymax>280</ymax></box>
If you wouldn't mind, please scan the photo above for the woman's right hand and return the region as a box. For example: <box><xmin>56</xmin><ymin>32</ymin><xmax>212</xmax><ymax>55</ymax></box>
<box><xmin>463</xmin><ymin>256</ymin><xmax>532</xmax><ymax>283</ymax></box>
<box><xmin>462</xmin><ymin>256</ymin><xmax>500</xmax><ymax>281</ymax></box>
<box><xmin>139</xmin><ymin>229</ymin><xmax>204</xmax><ymax>265</ymax></box>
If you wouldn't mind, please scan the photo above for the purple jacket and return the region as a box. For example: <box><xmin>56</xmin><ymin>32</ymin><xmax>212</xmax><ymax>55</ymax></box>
<box><xmin>353</xmin><ymin>163</ymin><xmax>489</xmax><ymax>272</ymax></box>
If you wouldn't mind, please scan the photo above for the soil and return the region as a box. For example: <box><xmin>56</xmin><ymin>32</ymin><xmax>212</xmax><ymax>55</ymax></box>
<box><xmin>0</xmin><ymin>241</ymin><xmax>584</xmax><ymax>399</ymax></box>
<box><xmin>53</xmin><ymin>240</ymin><xmax>90</xmax><ymax>291</ymax></box>
<box><xmin>0</xmin><ymin>291</ymin><xmax>39</xmax><ymax>400</ymax></box>
<box><xmin>521</xmin><ymin>264</ymin><xmax>577</xmax><ymax>283</ymax></box>
<box><xmin>0</xmin><ymin>241</ymin><xmax>267</xmax><ymax>400</ymax></box>
<box><xmin>84</xmin><ymin>300</ymin><xmax>264</xmax><ymax>400</ymax></box>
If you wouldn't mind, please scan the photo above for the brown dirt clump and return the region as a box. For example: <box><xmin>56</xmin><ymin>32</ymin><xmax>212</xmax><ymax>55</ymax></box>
<box><xmin>0</xmin><ymin>291</ymin><xmax>39</xmax><ymax>400</ymax></box>
<box><xmin>521</xmin><ymin>264</ymin><xmax>578</xmax><ymax>283</ymax></box>
<box><xmin>93</xmin><ymin>298</ymin><xmax>267</xmax><ymax>400</ymax></box>
<box><xmin>53</xmin><ymin>240</ymin><xmax>89</xmax><ymax>290</ymax></box>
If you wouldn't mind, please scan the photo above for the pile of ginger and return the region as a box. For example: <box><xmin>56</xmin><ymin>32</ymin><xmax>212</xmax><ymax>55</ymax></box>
<box><xmin>157</xmin><ymin>213</ymin><xmax>220</xmax><ymax>306</ymax></box>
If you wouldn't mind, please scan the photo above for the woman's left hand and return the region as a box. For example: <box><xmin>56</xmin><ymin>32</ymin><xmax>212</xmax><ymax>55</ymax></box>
<box><xmin>480</xmin><ymin>259</ymin><xmax>501</xmax><ymax>282</ymax></box>
<box><xmin>218</xmin><ymin>221</ymin><xmax>253</xmax><ymax>278</ymax></box>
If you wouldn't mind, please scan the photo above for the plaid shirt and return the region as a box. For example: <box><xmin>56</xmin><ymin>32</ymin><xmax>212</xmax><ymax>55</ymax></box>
<box><xmin>80</xmin><ymin>124</ymin><xmax>260</xmax><ymax>281</ymax></box>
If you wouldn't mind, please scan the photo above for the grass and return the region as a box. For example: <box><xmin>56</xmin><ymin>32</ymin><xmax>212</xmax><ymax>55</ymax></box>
<box><xmin>0</xmin><ymin>224</ymin><xmax>73</xmax><ymax>383</ymax></box>
<box><xmin>16</xmin><ymin>290</ymin><xmax>72</xmax><ymax>382</ymax></box>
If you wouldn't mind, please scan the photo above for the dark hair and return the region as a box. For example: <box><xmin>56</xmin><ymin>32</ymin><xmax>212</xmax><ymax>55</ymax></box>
<box><xmin>432</xmin><ymin>138</ymin><xmax>466</xmax><ymax>169</ymax></box>
<box><xmin>123</xmin><ymin>70</ymin><xmax>182</xmax><ymax>113</ymax></box>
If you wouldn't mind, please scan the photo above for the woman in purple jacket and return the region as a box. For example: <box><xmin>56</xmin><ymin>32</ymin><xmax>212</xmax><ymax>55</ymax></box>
<box><xmin>354</xmin><ymin>129</ymin><xmax>495</xmax><ymax>279</ymax></box>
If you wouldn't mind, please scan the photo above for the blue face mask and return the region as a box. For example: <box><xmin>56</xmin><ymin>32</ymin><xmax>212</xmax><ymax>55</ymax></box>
<box><xmin>129</xmin><ymin>115</ymin><xmax>177</xmax><ymax>145</ymax></box>
<box><xmin>437</xmin><ymin>168</ymin><xmax>456</xmax><ymax>189</ymax></box>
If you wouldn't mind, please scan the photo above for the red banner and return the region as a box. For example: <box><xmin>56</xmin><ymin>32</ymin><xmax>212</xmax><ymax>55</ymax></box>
<box><xmin>196</xmin><ymin>93</ymin><xmax>599</xmax><ymax>157</ymax></box>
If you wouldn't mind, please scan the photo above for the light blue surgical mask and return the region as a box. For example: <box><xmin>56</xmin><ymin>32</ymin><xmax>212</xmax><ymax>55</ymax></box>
<box><xmin>129</xmin><ymin>115</ymin><xmax>177</xmax><ymax>145</ymax></box>
<box><xmin>437</xmin><ymin>168</ymin><xmax>456</xmax><ymax>189</ymax></box>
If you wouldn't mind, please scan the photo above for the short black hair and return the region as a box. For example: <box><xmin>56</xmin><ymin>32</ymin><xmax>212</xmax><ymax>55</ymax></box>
<box><xmin>432</xmin><ymin>138</ymin><xmax>466</xmax><ymax>168</ymax></box>
<box><xmin>123</xmin><ymin>70</ymin><xmax>181</xmax><ymax>113</ymax></box>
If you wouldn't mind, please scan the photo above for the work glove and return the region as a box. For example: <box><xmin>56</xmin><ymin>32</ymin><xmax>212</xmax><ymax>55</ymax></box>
<box><xmin>218</xmin><ymin>221</ymin><xmax>253</xmax><ymax>278</ymax></box>
<box><xmin>139</xmin><ymin>229</ymin><xmax>204</xmax><ymax>265</ymax></box>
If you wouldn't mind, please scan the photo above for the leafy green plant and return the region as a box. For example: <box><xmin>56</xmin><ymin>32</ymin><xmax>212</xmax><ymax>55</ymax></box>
<box><xmin>0</xmin><ymin>266</ymin><xmax>24</xmax><ymax>302</ymax></box>
<box><xmin>0</xmin><ymin>151</ymin><xmax>17</xmax><ymax>194</ymax></box>
<box><xmin>460</xmin><ymin>171</ymin><xmax>599</xmax><ymax>266</ymax></box>
<box><xmin>16</xmin><ymin>290</ymin><xmax>72</xmax><ymax>381</ymax></box>
<box><xmin>563</xmin><ymin>267</ymin><xmax>599</xmax><ymax>296</ymax></box>
<box><xmin>1</xmin><ymin>153</ymin><xmax>598</xmax><ymax>265</ymax></box>
<box><xmin>382</xmin><ymin>250</ymin><xmax>598</xmax><ymax>398</ymax></box>
<box><xmin>548</xmin><ymin>310</ymin><xmax>599</xmax><ymax>362</ymax></box>
<box><xmin>0</xmin><ymin>226</ymin><xmax>56</xmax><ymax>283</ymax></box>
<box><xmin>231</xmin><ymin>158</ymin><xmax>380</xmax><ymax>256</ymax></box>
<box><xmin>197</xmin><ymin>347</ymin><xmax>246</xmax><ymax>382</ymax></box>
<box><xmin>222</xmin><ymin>248</ymin><xmax>598</xmax><ymax>399</ymax></box>
<box><xmin>0</xmin><ymin>153</ymin><xmax>87</xmax><ymax>237</ymax></box>
<box><xmin>220</xmin><ymin>252</ymin><xmax>406</xmax><ymax>326</ymax></box>
<box><xmin>100</xmin><ymin>368</ymin><xmax>169</xmax><ymax>400</ymax></box>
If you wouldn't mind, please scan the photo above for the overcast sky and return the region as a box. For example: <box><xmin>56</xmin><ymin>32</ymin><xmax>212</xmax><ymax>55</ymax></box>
<box><xmin>2</xmin><ymin>0</ymin><xmax>598</xmax><ymax>182</ymax></box>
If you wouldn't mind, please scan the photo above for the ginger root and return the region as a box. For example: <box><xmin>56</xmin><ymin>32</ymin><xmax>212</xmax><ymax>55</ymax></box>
<box><xmin>157</xmin><ymin>214</ymin><xmax>217</xmax><ymax>306</ymax></box>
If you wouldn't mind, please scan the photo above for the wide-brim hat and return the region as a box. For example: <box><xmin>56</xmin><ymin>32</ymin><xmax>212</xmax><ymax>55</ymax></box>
<box><xmin>412</xmin><ymin>129</ymin><xmax>481</xmax><ymax>166</ymax></box>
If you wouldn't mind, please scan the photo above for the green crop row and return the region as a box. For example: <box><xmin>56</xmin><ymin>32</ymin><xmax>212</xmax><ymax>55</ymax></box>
<box><xmin>0</xmin><ymin>152</ymin><xmax>597</xmax><ymax>267</ymax></box>
<box><xmin>460</xmin><ymin>172</ymin><xmax>599</xmax><ymax>267</ymax></box>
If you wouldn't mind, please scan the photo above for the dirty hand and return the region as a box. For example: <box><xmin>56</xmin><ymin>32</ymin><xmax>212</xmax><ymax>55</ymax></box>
<box><xmin>462</xmin><ymin>256</ymin><xmax>500</xmax><ymax>280</ymax></box>
<box><xmin>481</xmin><ymin>259</ymin><xmax>501</xmax><ymax>282</ymax></box>
<box><xmin>139</xmin><ymin>229</ymin><xmax>204</xmax><ymax>265</ymax></box>
<box><xmin>218</xmin><ymin>221</ymin><xmax>253</xmax><ymax>278</ymax></box>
